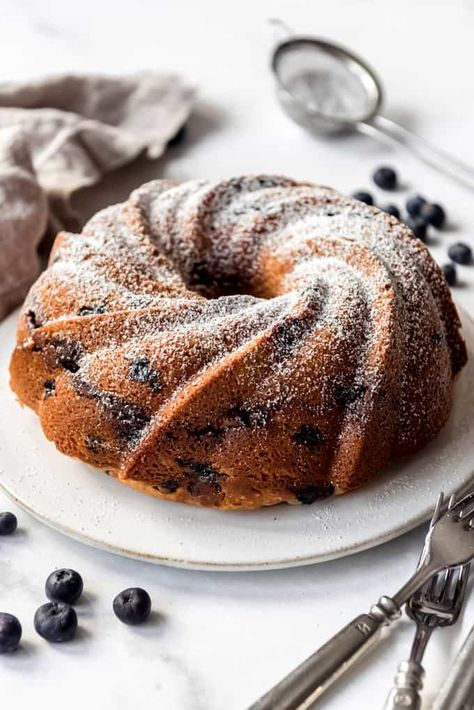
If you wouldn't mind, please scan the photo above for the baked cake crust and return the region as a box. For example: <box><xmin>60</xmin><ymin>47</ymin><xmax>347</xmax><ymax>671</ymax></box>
<box><xmin>9</xmin><ymin>176</ymin><xmax>467</xmax><ymax>509</ymax></box>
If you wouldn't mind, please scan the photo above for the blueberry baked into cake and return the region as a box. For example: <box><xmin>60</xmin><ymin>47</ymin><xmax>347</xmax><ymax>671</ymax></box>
<box><xmin>9</xmin><ymin>176</ymin><xmax>467</xmax><ymax>509</ymax></box>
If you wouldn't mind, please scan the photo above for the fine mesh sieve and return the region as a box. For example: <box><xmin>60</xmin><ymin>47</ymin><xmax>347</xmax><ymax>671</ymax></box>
<box><xmin>270</xmin><ymin>20</ymin><xmax>474</xmax><ymax>191</ymax></box>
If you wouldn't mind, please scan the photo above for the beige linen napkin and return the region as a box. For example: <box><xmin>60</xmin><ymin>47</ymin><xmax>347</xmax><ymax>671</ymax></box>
<box><xmin>0</xmin><ymin>71</ymin><xmax>195</xmax><ymax>321</ymax></box>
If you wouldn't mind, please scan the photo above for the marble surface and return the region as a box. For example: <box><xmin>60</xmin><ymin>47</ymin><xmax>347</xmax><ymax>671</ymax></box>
<box><xmin>1</xmin><ymin>1</ymin><xmax>474</xmax><ymax>708</ymax></box>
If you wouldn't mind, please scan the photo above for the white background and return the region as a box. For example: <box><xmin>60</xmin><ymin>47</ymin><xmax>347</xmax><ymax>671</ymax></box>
<box><xmin>1</xmin><ymin>1</ymin><xmax>474</xmax><ymax>708</ymax></box>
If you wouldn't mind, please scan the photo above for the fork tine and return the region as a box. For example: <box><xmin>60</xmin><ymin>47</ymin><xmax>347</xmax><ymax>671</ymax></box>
<box><xmin>449</xmin><ymin>491</ymin><xmax>474</xmax><ymax>517</ymax></box>
<box><xmin>417</xmin><ymin>493</ymin><xmax>446</xmax><ymax>571</ymax></box>
<box><xmin>458</xmin><ymin>564</ymin><xmax>471</xmax><ymax>589</ymax></box>
<box><xmin>427</xmin><ymin>571</ymin><xmax>442</xmax><ymax>601</ymax></box>
<box><xmin>457</xmin><ymin>505</ymin><xmax>474</xmax><ymax>524</ymax></box>
<box><xmin>414</xmin><ymin>564</ymin><xmax>468</xmax><ymax>619</ymax></box>
<box><xmin>439</xmin><ymin>567</ymin><xmax>457</xmax><ymax>605</ymax></box>
<box><xmin>451</xmin><ymin>565</ymin><xmax>470</xmax><ymax>610</ymax></box>
<box><xmin>460</xmin><ymin>506</ymin><xmax>474</xmax><ymax>522</ymax></box>
<box><xmin>463</xmin><ymin>510</ymin><xmax>474</xmax><ymax>527</ymax></box>
<box><xmin>431</xmin><ymin>492</ymin><xmax>445</xmax><ymax>526</ymax></box>
<box><xmin>444</xmin><ymin>565</ymin><xmax>468</xmax><ymax>608</ymax></box>
<box><xmin>396</xmin><ymin>490</ymin><xmax>474</xmax><ymax>608</ymax></box>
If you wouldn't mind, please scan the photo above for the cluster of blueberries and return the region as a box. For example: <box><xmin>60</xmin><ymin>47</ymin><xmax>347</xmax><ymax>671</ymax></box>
<box><xmin>351</xmin><ymin>166</ymin><xmax>472</xmax><ymax>287</ymax></box>
<box><xmin>0</xmin><ymin>512</ymin><xmax>152</xmax><ymax>654</ymax></box>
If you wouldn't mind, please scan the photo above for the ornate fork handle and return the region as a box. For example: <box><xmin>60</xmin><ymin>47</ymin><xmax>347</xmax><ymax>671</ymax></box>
<box><xmin>249</xmin><ymin>597</ymin><xmax>400</xmax><ymax>710</ymax></box>
<box><xmin>384</xmin><ymin>660</ymin><xmax>425</xmax><ymax>710</ymax></box>
<box><xmin>383</xmin><ymin>619</ymin><xmax>433</xmax><ymax>710</ymax></box>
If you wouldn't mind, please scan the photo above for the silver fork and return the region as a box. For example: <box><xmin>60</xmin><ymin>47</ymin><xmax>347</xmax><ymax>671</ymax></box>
<box><xmin>383</xmin><ymin>494</ymin><xmax>470</xmax><ymax>710</ymax></box>
<box><xmin>249</xmin><ymin>488</ymin><xmax>474</xmax><ymax>710</ymax></box>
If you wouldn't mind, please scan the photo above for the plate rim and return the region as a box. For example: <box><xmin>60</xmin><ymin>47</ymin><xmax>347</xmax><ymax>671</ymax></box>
<box><xmin>1</xmin><ymin>475</ymin><xmax>470</xmax><ymax>572</ymax></box>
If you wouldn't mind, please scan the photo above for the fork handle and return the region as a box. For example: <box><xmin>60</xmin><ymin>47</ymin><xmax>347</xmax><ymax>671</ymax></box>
<box><xmin>383</xmin><ymin>660</ymin><xmax>424</xmax><ymax>710</ymax></box>
<box><xmin>249</xmin><ymin>596</ymin><xmax>400</xmax><ymax>710</ymax></box>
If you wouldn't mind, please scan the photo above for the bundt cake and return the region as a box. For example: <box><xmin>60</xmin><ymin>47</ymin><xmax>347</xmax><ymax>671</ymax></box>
<box><xmin>9</xmin><ymin>175</ymin><xmax>467</xmax><ymax>509</ymax></box>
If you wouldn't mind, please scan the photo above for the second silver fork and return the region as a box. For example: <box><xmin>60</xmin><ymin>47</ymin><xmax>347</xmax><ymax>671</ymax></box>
<box><xmin>384</xmin><ymin>494</ymin><xmax>470</xmax><ymax>710</ymax></box>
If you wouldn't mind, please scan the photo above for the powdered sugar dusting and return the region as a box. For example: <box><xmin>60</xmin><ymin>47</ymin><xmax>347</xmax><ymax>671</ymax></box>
<box><xmin>13</xmin><ymin>175</ymin><xmax>467</xmax><ymax>508</ymax></box>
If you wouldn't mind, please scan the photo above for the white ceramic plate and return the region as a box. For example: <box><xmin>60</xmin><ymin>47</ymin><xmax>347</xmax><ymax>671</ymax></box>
<box><xmin>1</xmin><ymin>309</ymin><xmax>474</xmax><ymax>571</ymax></box>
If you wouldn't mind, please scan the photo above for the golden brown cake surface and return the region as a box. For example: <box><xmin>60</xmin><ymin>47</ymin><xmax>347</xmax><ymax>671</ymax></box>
<box><xmin>9</xmin><ymin>176</ymin><xmax>467</xmax><ymax>509</ymax></box>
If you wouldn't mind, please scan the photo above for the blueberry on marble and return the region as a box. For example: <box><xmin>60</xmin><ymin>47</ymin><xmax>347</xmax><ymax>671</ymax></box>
<box><xmin>46</xmin><ymin>569</ymin><xmax>83</xmax><ymax>605</ymax></box>
<box><xmin>373</xmin><ymin>166</ymin><xmax>397</xmax><ymax>190</ymax></box>
<box><xmin>295</xmin><ymin>484</ymin><xmax>335</xmax><ymax>504</ymax></box>
<box><xmin>406</xmin><ymin>195</ymin><xmax>426</xmax><ymax>217</ymax></box>
<box><xmin>382</xmin><ymin>204</ymin><xmax>400</xmax><ymax>219</ymax></box>
<box><xmin>421</xmin><ymin>202</ymin><xmax>446</xmax><ymax>229</ymax></box>
<box><xmin>448</xmin><ymin>242</ymin><xmax>472</xmax><ymax>265</ymax></box>
<box><xmin>0</xmin><ymin>613</ymin><xmax>22</xmax><ymax>653</ymax></box>
<box><xmin>406</xmin><ymin>217</ymin><xmax>428</xmax><ymax>241</ymax></box>
<box><xmin>351</xmin><ymin>190</ymin><xmax>373</xmax><ymax>206</ymax></box>
<box><xmin>113</xmin><ymin>588</ymin><xmax>151</xmax><ymax>625</ymax></box>
<box><xmin>0</xmin><ymin>512</ymin><xmax>17</xmax><ymax>535</ymax></box>
<box><xmin>34</xmin><ymin>602</ymin><xmax>78</xmax><ymax>642</ymax></box>
<box><xmin>442</xmin><ymin>263</ymin><xmax>457</xmax><ymax>286</ymax></box>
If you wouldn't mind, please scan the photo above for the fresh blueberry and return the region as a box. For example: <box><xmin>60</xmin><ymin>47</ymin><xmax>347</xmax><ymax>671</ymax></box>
<box><xmin>34</xmin><ymin>602</ymin><xmax>77</xmax><ymax>642</ymax></box>
<box><xmin>383</xmin><ymin>204</ymin><xmax>400</xmax><ymax>219</ymax></box>
<box><xmin>45</xmin><ymin>569</ymin><xmax>83</xmax><ymax>605</ymax></box>
<box><xmin>442</xmin><ymin>263</ymin><xmax>457</xmax><ymax>286</ymax></box>
<box><xmin>448</xmin><ymin>242</ymin><xmax>472</xmax><ymax>265</ymax></box>
<box><xmin>373</xmin><ymin>166</ymin><xmax>397</xmax><ymax>190</ymax></box>
<box><xmin>0</xmin><ymin>613</ymin><xmax>22</xmax><ymax>653</ymax></box>
<box><xmin>406</xmin><ymin>217</ymin><xmax>428</xmax><ymax>241</ymax></box>
<box><xmin>421</xmin><ymin>202</ymin><xmax>446</xmax><ymax>229</ymax></box>
<box><xmin>351</xmin><ymin>190</ymin><xmax>373</xmax><ymax>206</ymax></box>
<box><xmin>406</xmin><ymin>195</ymin><xmax>427</xmax><ymax>217</ymax></box>
<box><xmin>113</xmin><ymin>588</ymin><xmax>151</xmax><ymax>625</ymax></box>
<box><xmin>0</xmin><ymin>512</ymin><xmax>17</xmax><ymax>535</ymax></box>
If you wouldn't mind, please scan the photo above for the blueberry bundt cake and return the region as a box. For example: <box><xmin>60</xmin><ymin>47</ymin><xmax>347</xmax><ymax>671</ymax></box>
<box><xmin>9</xmin><ymin>176</ymin><xmax>467</xmax><ymax>509</ymax></box>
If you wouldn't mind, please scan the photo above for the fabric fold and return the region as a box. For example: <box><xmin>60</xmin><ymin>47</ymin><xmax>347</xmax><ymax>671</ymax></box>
<box><xmin>0</xmin><ymin>71</ymin><xmax>195</xmax><ymax>320</ymax></box>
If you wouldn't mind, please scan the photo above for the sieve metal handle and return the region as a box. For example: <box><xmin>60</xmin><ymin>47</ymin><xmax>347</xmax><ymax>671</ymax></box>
<box><xmin>268</xmin><ymin>18</ymin><xmax>293</xmax><ymax>43</ymax></box>
<box><xmin>359</xmin><ymin>115</ymin><xmax>474</xmax><ymax>192</ymax></box>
